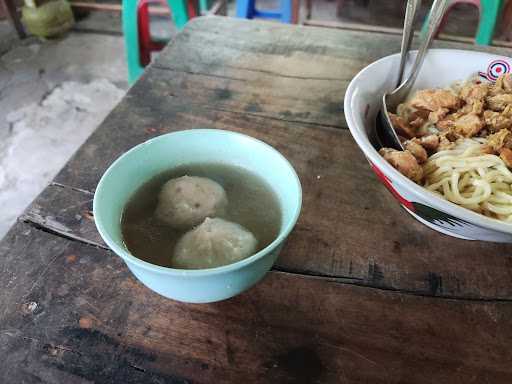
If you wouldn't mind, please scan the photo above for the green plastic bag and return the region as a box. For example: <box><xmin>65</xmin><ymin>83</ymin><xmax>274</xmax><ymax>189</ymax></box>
<box><xmin>22</xmin><ymin>0</ymin><xmax>74</xmax><ymax>38</ymax></box>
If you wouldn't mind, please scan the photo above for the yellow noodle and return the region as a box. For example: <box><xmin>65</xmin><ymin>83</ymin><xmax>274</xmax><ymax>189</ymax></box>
<box><xmin>423</xmin><ymin>139</ymin><xmax>512</xmax><ymax>222</ymax></box>
<box><xmin>483</xmin><ymin>202</ymin><xmax>512</xmax><ymax>215</ymax></box>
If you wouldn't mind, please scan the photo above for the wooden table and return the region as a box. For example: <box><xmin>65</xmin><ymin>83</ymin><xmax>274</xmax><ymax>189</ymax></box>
<box><xmin>2</xmin><ymin>16</ymin><xmax>512</xmax><ymax>383</ymax></box>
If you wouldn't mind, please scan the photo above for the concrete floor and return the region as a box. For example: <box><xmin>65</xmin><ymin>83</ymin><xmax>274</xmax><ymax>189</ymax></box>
<box><xmin>0</xmin><ymin>19</ymin><xmax>128</xmax><ymax>239</ymax></box>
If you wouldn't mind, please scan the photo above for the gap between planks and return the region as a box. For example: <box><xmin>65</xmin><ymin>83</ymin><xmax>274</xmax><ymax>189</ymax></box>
<box><xmin>201</xmin><ymin>105</ymin><xmax>346</xmax><ymax>130</ymax></box>
<box><xmin>151</xmin><ymin>64</ymin><xmax>354</xmax><ymax>83</ymax></box>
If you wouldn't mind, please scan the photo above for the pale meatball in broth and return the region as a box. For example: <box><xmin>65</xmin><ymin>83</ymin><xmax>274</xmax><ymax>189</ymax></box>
<box><xmin>155</xmin><ymin>176</ymin><xmax>228</xmax><ymax>229</ymax></box>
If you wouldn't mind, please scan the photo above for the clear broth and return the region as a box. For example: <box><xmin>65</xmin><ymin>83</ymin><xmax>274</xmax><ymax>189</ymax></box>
<box><xmin>121</xmin><ymin>163</ymin><xmax>282</xmax><ymax>269</ymax></box>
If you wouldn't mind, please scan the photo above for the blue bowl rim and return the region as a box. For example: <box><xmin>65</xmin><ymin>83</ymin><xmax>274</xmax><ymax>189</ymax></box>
<box><xmin>93</xmin><ymin>128</ymin><xmax>303</xmax><ymax>277</ymax></box>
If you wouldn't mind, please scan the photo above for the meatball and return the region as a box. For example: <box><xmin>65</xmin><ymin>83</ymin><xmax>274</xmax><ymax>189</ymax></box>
<box><xmin>173</xmin><ymin>218</ymin><xmax>258</xmax><ymax>269</ymax></box>
<box><xmin>155</xmin><ymin>176</ymin><xmax>227</xmax><ymax>229</ymax></box>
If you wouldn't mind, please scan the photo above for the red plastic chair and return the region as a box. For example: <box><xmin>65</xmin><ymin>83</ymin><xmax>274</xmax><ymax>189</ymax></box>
<box><xmin>137</xmin><ymin>0</ymin><xmax>198</xmax><ymax>67</ymax></box>
<box><xmin>436</xmin><ymin>0</ymin><xmax>481</xmax><ymax>35</ymax></box>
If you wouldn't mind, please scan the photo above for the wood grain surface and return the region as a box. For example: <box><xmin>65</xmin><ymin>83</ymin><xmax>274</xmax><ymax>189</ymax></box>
<box><xmin>22</xmin><ymin>124</ymin><xmax>512</xmax><ymax>301</ymax></box>
<box><xmin>2</xmin><ymin>222</ymin><xmax>512</xmax><ymax>384</ymax></box>
<box><xmin>3</xmin><ymin>16</ymin><xmax>512</xmax><ymax>383</ymax></box>
<box><xmin>22</xmin><ymin>17</ymin><xmax>512</xmax><ymax>300</ymax></box>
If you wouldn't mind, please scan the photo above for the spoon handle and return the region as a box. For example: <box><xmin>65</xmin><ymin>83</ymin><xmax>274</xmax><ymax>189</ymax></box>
<box><xmin>397</xmin><ymin>0</ymin><xmax>421</xmax><ymax>87</ymax></box>
<box><xmin>395</xmin><ymin>0</ymin><xmax>448</xmax><ymax>98</ymax></box>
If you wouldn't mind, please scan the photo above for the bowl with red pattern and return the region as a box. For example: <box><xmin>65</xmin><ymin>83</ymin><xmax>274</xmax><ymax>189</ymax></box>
<box><xmin>344</xmin><ymin>49</ymin><xmax>512</xmax><ymax>242</ymax></box>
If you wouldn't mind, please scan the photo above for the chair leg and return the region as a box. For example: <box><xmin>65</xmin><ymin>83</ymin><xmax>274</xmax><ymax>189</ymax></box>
<box><xmin>0</xmin><ymin>0</ymin><xmax>26</xmax><ymax>38</ymax></box>
<box><xmin>291</xmin><ymin>0</ymin><xmax>299</xmax><ymax>23</ymax></box>
<box><xmin>477</xmin><ymin>0</ymin><xmax>505</xmax><ymax>45</ymax></box>
<box><xmin>280</xmin><ymin>0</ymin><xmax>292</xmax><ymax>23</ymax></box>
<box><xmin>420</xmin><ymin>1</ymin><xmax>476</xmax><ymax>39</ymax></box>
<box><xmin>166</xmin><ymin>0</ymin><xmax>189</xmax><ymax>29</ymax></box>
<box><xmin>199</xmin><ymin>0</ymin><xmax>212</xmax><ymax>14</ymax></box>
<box><xmin>500</xmin><ymin>0</ymin><xmax>512</xmax><ymax>40</ymax></box>
<box><xmin>138</xmin><ymin>0</ymin><xmax>152</xmax><ymax>67</ymax></box>
<box><xmin>236</xmin><ymin>0</ymin><xmax>255</xmax><ymax>18</ymax></box>
<box><xmin>305</xmin><ymin>0</ymin><xmax>311</xmax><ymax>19</ymax></box>
<box><xmin>187</xmin><ymin>0</ymin><xmax>198</xmax><ymax>18</ymax></box>
<box><xmin>122</xmin><ymin>0</ymin><xmax>144</xmax><ymax>84</ymax></box>
<box><xmin>210</xmin><ymin>0</ymin><xmax>227</xmax><ymax>15</ymax></box>
<box><xmin>336</xmin><ymin>0</ymin><xmax>343</xmax><ymax>18</ymax></box>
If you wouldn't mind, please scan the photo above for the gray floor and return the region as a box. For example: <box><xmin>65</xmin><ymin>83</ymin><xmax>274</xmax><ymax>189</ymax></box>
<box><xmin>0</xmin><ymin>17</ymin><xmax>129</xmax><ymax>239</ymax></box>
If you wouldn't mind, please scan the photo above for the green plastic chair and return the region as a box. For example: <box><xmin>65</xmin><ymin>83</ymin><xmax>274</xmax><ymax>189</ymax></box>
<box><xmin>122</xmin><ymin>0</ymin><xmax>190</xmax><ymax>84</ymax></box>
<box><xmin>422</xmin><ymin>0</ymin><xmax>505</xmax><ymax>45</ymax></box>
<box><xmin>199</xmin><ymin>0</ymin><xmax>212</xmax><ymax>14</ymax></box>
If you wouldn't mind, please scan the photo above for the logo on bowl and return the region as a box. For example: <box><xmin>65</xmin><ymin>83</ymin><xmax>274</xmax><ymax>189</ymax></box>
<box><xmin>479</xmin><ymin>60</ymin><xmax>511</xmax><ymax>82</ymax></box>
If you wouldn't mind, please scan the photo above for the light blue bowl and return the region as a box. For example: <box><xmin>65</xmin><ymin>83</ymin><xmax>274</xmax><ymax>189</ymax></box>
<box><xmin>93</xmin><ymin>129</ymin><xmax>302</xmax><ymax>303</ymax></box>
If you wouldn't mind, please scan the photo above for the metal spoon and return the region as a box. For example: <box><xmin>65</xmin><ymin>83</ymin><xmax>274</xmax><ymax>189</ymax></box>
<box><xmin>378</xmin><ymin>0</ymin><xmax>448</xmax><ymax>150</ymax></box>
<box><xmin>397</xmin><ymin>0</ymin><xmax>421</xmax><ymax>87</ymax></box>
<box><xmin>373</xmin><ymin>0</ymin><xmax>421</xmax><ymax>149</ymax></box>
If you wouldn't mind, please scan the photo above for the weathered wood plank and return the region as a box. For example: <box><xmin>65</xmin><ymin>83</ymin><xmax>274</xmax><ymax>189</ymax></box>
<box><xmin>1</xmin><ymin>222</ymin><xmax>512</xmax><ymax>384</ymax></box>
<box><xmin>24</xmin><ymin>121</ymin><xmax>512</xmax><ymax>300</ymax></box>
<box><xmin>22</xmin><ymin>183</ymin><xmax>102</xmax><ymax>247</ymax></box>
<box><xmin>52</xmin><ymin>18</ymin><xmax>512</xmax><ymax>192</ymax></box>
<box><xmin>155</xmin><ymin>17</ymin><xmax>512</xmax><ymax>78</ymax></box>
<box><xmin>148</xmin><ymin>17</ymin><xmax>512</xmax><ymax>126</ymax></box>
<box><xmin>144</xmin><ymin>66</ymin><xmax>348</xmax><ymax>129</ymax></box>
<box><xmin>53</xmin><ymin>99</ymin><xmax>351</xmax><ymax>192</ymax></box>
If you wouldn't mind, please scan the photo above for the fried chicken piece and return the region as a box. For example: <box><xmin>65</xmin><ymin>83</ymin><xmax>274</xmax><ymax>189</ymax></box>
<box><xmin>503</xmin><ymin>105</ymin><xmax>512</xmax><ymax>116</ymax></box>
<box><xmin>500</xmin><ymin>148</ymin><xmax>512</xmax><ymax>168</ymax></box>
<box><xmin>454</xmin><ymin>113</ymin><xmax>484</xmax><ymax>137</ymax></box>
<box><xmin>483</xmin><ymin>110</ymin><xmax>512</xmax><ymax>132</ymax></box>
<box><xmin>438</xmin><ymin>113</ymin><xmax>483</xmax><ymax>137</ymax></box>
<box><xmin>409</xmin><ymin>117</ymin><xmax>425</xmax><ymax>130</ymax></box>
<box><xmin>504</xmin><ymin>74</ymin><xmax>512</xmax><ymax>92</ymax></box>
<box><xmin>428</xmin><ymin>108</ymin><xmax>449</xmax><ymax>124</ymax></box>
<box><xmin>379</xmin><ymin>148</ymin><xmax>423</xmax><ymax>183</ymax></box>
<box><xmin>473</xmin><ymin>100</ymin><xmax>484</xmax><ymax>114</ymax></box>
<box><xmin>419</xmin><ymin>134</ymin><xmax>439</xmax><ymax>151</ymax></box>
<box><xmin>490</xmin><ymin>74</ymin><xmax>512</xmax><ymax>95</ymax></box>
<box><xmin>409</xmin><ymin>89</ymin><xmax>461</xmax><ymax>112</ymax></box>
<box><xmin>436</xmin><ymin>129</ymin><xmax>461</xmax><ymax>151</ymax></box>
<box><xmin>486</xmin><ymin>93</ymin><xmax>512</xmax><ymax>111</ymax></box>
<box><xmin>481</xmin><ymin>145</ymin><xmax>495</xmax><ymax>154</ymax></box>
<box><xmin>437</xmin><ymin>118</ymin><xmax>454</xmax><ymax>131</ymax></box>
<box><xmin>490</xmin><ymin>76</ymin><xmax>506</xmax><ymax>96</ymax></box>
<box><xmin>409</xmin><ymin>108</ymin><xmax>430</xmax><ymax>121</ymax></box>
<box><xmin>459</xmin><ymin>82</ymin><xmax>489</xmax><ymax>104</ymax></box>
<box><xmin>460</xmin><ymin>99</ymin><xmax>484</xmax><ymax>115</ymax></box>
<box><xmin>438</xmin><ymin>135</ymin><xmax>455</xmax><ymax>151</ymax></box>
<box><xmin>486</xmin><ymin>129</ymin><xmax>512</xmax><ymax>153</ymax></box>
<box><xmin>389</xmin><ymin>113</ymin><xmax>415</xmax><ymax>139</ymax></box>
<box><xmin>404</xmin><ymin>139</ymin><xmax>428</xmax><ymax>164</ymax></box>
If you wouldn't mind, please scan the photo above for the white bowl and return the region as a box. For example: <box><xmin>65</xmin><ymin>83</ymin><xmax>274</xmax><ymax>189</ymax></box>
<box><xmin>344</xmin><ymin>49</ymin><xmax>512</xmax><ymax>243</ymax></box>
